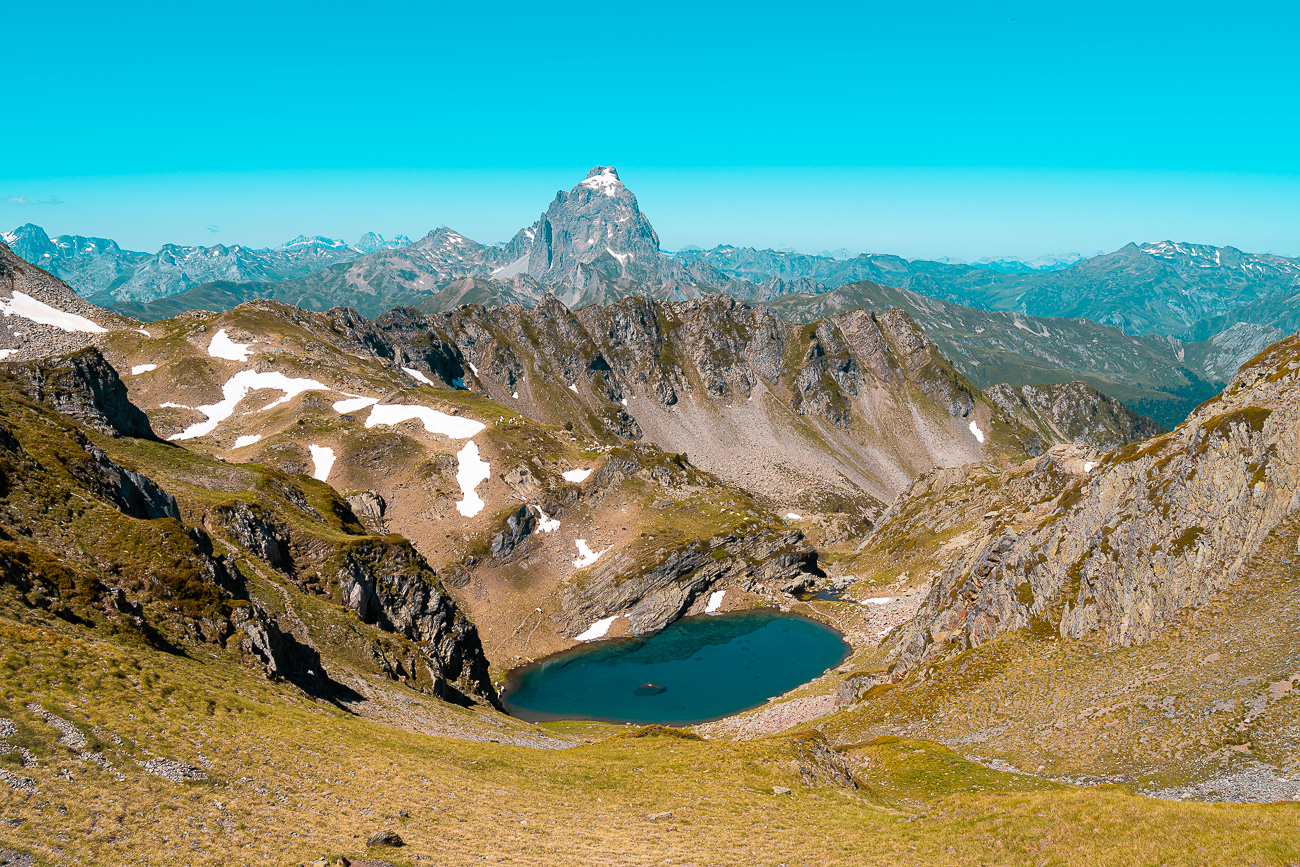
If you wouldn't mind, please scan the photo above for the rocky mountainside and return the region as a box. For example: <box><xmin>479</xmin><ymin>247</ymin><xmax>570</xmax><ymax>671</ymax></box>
<box><xmin>891</xmin><ymin>330</ymin><xmax>1300</xmax><ymax>673</ymax></box>
<box><xmin>0</xmin><ymin>241</ymin><xmax>135</xmax><ymax>360</ymax></box>
<box><xmin>763</xmin><ymin>280</ymin><xmax>1229</xmax><ymax>430</ymax></box>
<box><xmin>984</xmin><ymin>381</ymin><xmax>1166</xmax><ymax>453</ymax></box>
<box><xmin>0</xmin><ymin>346</ymin><xmax>497</xmax><ymax>704</ymax></box>
<box><xmin>423</xmin><ymin>293</ymin><xmax>1041</xmax><ymax>513</ymax></box>
<box><xmin>1</xmin><ymin>224</ymin><xmax>403</xmax><ymax>306</ymax></box>
<box><xmin>674</xmin><ymin>240</ymin><xmax>1300</xmax><ymax>341</ymax></box>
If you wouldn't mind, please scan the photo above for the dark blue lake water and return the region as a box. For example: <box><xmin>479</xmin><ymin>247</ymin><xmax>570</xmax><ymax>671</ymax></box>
<box><xmin>502</xmin><ymin>610</ymin><xmax>851</xmax><ymax>725</ymax></box>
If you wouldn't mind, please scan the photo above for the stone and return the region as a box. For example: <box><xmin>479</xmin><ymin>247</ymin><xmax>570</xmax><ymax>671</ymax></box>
<box><xmin>365</xmin><ymin>830</ymin><xmax>404</xmax><ymax>848</ymax></box>
<box><xmin>773</xmin><ymin>786</ymin><xmax>792</xmax><ymax>795</ymax></box>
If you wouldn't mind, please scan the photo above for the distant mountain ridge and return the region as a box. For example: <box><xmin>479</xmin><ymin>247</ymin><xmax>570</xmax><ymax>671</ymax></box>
<box><xmin>0</xmin><ymin>223</ymin><xmax>410</xmax><ymax>306</ymax></box>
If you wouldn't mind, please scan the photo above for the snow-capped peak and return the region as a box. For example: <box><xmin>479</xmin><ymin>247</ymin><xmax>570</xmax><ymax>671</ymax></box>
<box><xmin>579</xmin><ymin>166</ymin><xmax>624</xmax><ymax>197</ymax></box>
<box><xmin>275</xmin><ymin>235</ymin><xmax>352</xmax><ymax>252</ymax></box>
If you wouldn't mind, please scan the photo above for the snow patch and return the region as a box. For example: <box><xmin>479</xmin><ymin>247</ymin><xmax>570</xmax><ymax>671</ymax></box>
<box><xmin>137</xmin><ymin>329</ymin><xmax>151</xmax><ymax>337</ymax></box>
<box><xmin>568</xmin><ymin>383</ymin><xmax>579</xmax><ymax>393</ymax></box>
<box><xmin>862</xmin><ymin>597</ymin><xmax>894</xmax><ymax>606</ymax></box>
<box><xmin>534</xmin><ymin>505</ymin><xmax>560</xmax><ymax>533</ymax></box>
<box><xmin>454</xmin><ymin>441</ymin><xmax>490</xmax><ymax>517</ymax></box>
<box><xmin>785</xmin><ymin>512</ymin><xmax>803</xmax><ymax>520</ymax></box>
<box><xmin>332</xmin><ymin>395</ymin><xmax>379</xmax><ymax>414</ymax></box>
<box><xmin>309</xmin><ymin>444</ymin><xmax>335</xmax><ymax>482</ymax></box>
<box><xmin>365</xmin><ymin>403</ymin><xmax>485</xmax><ymax>439</ymax></box>
<box><xmin>0</xmin><ymin>349</ymin><xmax>16</xmax><ymax>360</ymax></box>
<box><xmin>468</xmin><ymin>362</ymin><xmax>479</xmax><ymax>376</ymax></box>
<box><xmin>969</xmin><ymin>420</ymin><xmax>985</xmax><ymax>443</ymax></box>
<box><xmin>207</xmin><ymin>328</ymin><xmax>253</xmax><ymax>361</ymax></box>
<box><xmin>168</xmin><ymin>370</ymin><xmax>329</xmax><ymax>441</ymax></box>
<box><xmin>1084</xmin><ymin>461</ymin><xmax>1098</xmax><ymax>472</ymax></box>
<box><xmin>233</xmin><ymin>434</ymin><xmax>262</xmax><ymax>448</ymax></box>
<box><xmin>562</xmin><ymin>468</ymin><xmax>592</xmax><ymax>483</ymax></box>
<box><xmin>580</xmin><ymin>167</ymin><xmax>624</xmax><ymax>197</ymax></box>
<box><xmin>130</xmin><ymin>364</ymin><xmax>157</xmax><ymax>375</ymax></box>
<box><xmin>512</xmin><ymin>391</ymin><xmax>519</xmax><ymax>399</ymax></box>
<box><xmin>402</xmin><ymin>367</ymin><xmax>437</xmax><ymax>386</ymax></box>
<box><xmin>705</xmin><ymin>590</ymin><xmax>726</xmax><ymax>614</ymax></box>
<box><xmin>573</xmin><ymin>539</ymin><xmax>610</xmax><ymax>569</ymax></box>
<box><xmin>0</xmin><ymin>292</ymin><xmax>106</xmax><ymax>333</ymax></box>
<box><xmin>159</xmin><ymin>401</ymin><xmax>191</xmax><ymax>409</ymax></box>
<box><xmin>575</xmin><ymin>615</ymin><xmax>618</xmax><ymax>641</ymax></box>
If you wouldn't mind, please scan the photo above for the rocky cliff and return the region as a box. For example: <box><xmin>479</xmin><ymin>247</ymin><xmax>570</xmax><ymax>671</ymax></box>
<box><xmin>984</xmin><ymin>380</ymin><xmax>1165</xmax><ymax>452</ymax></box>
<box><xmin>892</xmin><ymin>331</ymin><xmax>1300</xmax><ymax>674</ymax></box>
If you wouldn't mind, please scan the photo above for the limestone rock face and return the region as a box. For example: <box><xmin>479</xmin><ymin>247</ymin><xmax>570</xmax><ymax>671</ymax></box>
<box><xmin>893</xmin><ymin>331</ymin><xmax>1300</xmax><ymax>674</ymax></box>
<box><xmin>231</xmin><ymin>603</ymin><xmax>326</xmax><ymax>691</ymax></box>
<box><xmin>557</xmin><ymin>528</ymin><xmax>822</xmax><ymax>638</ymax></box>
<box><xmin>5</xmin><ymin>348</ymin><xmax>155</xmax><ymax>438</ymax></box>
<box><xmin>984</xmin><ymin>380</ymin><xmax>1166</xmax><ymax>452</ymax></box>
<box><xmin>335</xmin><ymin>538</ymin><xmax>497</xmax><ymax>705</ymax></box>
<box><xmin>208</xmin><ymin>501</ymin><xmax>293</xmax><ymax>572</ymax></box>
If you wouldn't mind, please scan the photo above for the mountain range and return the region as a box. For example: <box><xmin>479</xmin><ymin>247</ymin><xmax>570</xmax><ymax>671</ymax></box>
<box><xmin>1</xmin><ymin>204</ymin><xmax>1298</xmax><ymax>864</ymax></box>
<box><xmin>0</xmin><ymin>223</ymin><xmax>411</xmax><ymax>307</ymax></box>
<box><xmin>11</xmin><ymin>167</ymin><xmax>1298</xmax><ymax>433</ymax></box>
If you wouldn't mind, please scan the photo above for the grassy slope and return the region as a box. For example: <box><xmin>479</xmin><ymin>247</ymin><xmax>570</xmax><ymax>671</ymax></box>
<box><xmin>1</xmin><ymin>612</ymin><xmax>1297</xmax><ymax>867</ymax></box>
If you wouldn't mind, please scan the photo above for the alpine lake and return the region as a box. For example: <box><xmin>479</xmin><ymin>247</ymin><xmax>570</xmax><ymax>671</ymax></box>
<box><xmin>502</xmin><ymin>610</ymin><xmax>851</xmax><ymax>726</ymax></box>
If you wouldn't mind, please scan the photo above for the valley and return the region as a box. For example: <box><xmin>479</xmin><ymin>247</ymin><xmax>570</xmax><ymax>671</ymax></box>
<box><xmin>0</xmin><ymin>170</ymin><xmax>1298</xmax><ymax>866</ymax></box>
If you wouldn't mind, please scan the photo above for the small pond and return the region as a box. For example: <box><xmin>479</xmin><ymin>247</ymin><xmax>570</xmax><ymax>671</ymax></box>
<box><xmin>502</xmin><ymin>610</ymin><xmax>851</xmax><ymax>726</ymax></box>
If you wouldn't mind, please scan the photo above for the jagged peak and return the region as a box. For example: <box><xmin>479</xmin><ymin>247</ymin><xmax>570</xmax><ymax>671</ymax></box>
<box><xmin>578</xmin><ymin>166</ymin><xmax>624</xmax><ymax>197</ymax></box>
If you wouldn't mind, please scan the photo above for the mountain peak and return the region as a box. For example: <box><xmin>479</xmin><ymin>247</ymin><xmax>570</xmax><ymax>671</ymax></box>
<box><xmin>578</xmin><ymin>166</ymin><xmax>624</xmax><ymax>197</ymax></box>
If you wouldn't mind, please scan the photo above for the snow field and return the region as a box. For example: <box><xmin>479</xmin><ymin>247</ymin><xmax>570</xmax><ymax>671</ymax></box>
<box><xmin>309</xmin><ymin>444</ymin><xmax>336</xmax><ymax>482</ymax></box>
<box><xmin>454</xmin><ymin>441</ymin><xmax>490</xmax><ymax>517</ymax></box>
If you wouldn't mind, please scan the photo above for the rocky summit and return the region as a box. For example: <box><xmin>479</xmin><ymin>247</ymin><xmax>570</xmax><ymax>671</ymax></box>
<box><xmin>1</xmin><ymin>193</ymin><xmax>1298</xmax><ymax>867</ymax></box>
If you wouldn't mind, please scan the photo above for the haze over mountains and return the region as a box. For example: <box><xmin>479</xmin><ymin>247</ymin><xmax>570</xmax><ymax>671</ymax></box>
<box><xmin>10</xmin><ymin>166</ymin><xmax>1296</xmax><ymax>431</ymax></box>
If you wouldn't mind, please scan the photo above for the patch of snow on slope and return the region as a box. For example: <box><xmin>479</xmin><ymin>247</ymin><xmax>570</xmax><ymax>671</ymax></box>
<box><xmin>705</xmin><ymin>590</ymin><xmax>726</xmax><ymax>614</ymax></box>
<box><xmin>534</xmin><ymin>505</ymin><xmax>560</xmax><ymax>532</ymax></box>
<box><xmin>575</xmin><ymin>615</ymin><xmax>618</xmax><ymax>641</ymax></box>
<box><xmin>309</xmin><ymin>444</ymin><xmax>335</xmax><ymax>482</ymax></box>
<box><xmin>454</xmin><ymin>441</ymin><xmax>490</xmax><ymax>517</ymax></box>
<box><xmin>332</xmin><ymin>394</ymin><xmax>379</xmax><ymax>414</ymax></box>
<box><xmin>207</xmin><ymin>328</ymin><xmax>253</xmax><ymax>361</ymax></box>
<box><xmin>785</xmin><ymin>512</ymin><xmax>803</xmax><ymax>520</ymax></box>
<box><xmin>0</xmin><ymin>292</ymin><xmax>106</xmax><ymax>333</ymax></box>
<box><xmin>562</xmin><ymin>468</ymin><xmax>592</xmax><ymax>483</ymax></box>
<box><xmin>402</xmin><ymin>367</ymin><xmax>436</xmax><ymax>386</ymax></box>
<box><xmin>233</xmin><ymin>434</ymin><xmax>262</xmax><ymax>448</ymax></box>
<box><xmin>130</xmin><ymin>364</ymin><xmax>157</xmax><ymax>375</ymax></box>
<box><xmin>969</xmin><ymin>420</ymin><xmax>985</xmax><ymax>443</ymax></box>
<box><xmin>568</xmin><ymin>383</ymin><xmax>578</xmax><ymax>393</ymax></box>
<box><xmin>168</xmin><ymin>370</ymin><xmax>329</xmax><ymax>440</ymax></box>
<box><xmin>159</xmin><ymin>401</ymin><xmax>190</xmax><ymax>409</ymax></box>
<box><xmin>1084</xmin><ymin>461</ymin><xmax>1098</xmax><ymax>472</ymax></box>
<box><xmin>573</xmin><ymin>539</ymin><xmax>610</xmax><ymax>568</ymax></box>
<box><xmin>512</xmin><ymin>391</ymin><xmax>519</xmax><ymax>399</ymax></box>
<box><xmin>468</xmin><ymin>362</ymin><xmax>479</xmax><ymax>376</ymax></box>
<box><xmin>0</xmin><ymin>349</ymin><xmax>16</xmax><ymax>359</ymax></box>
<box><xmin>580</xmin><ymin>168</ymin><xmax>623</xmax><ymax>197</ymax></box>
<box><xmin>137</xmin><ymin>329</ymin><xmax>151</xmax><ymax>337</ymax></box>
<box><xmin>862</xmin><ymin>597</ymin><xmax>894</xmax><ymax>606</ymax></box>
<box><xmin>365</xmin><ymin>403</ymin><xmax>485</xmax><ymax>439</ymax></box>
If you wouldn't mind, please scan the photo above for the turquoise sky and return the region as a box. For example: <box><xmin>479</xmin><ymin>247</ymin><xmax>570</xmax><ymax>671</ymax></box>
<box><xmin>3</xmin><ymin>1</ymin><xmax>1298</xmax><ymax>259</ymax></box>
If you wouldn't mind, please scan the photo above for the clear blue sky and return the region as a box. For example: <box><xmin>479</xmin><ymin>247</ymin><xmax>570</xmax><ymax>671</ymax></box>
<box><xmin>3</xmin><ymin>1</ymin><xmax>1298</xmax><ymax>259</ymax></box>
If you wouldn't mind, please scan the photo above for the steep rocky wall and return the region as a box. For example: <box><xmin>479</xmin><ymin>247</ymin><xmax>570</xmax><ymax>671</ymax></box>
<box><xmin>893</xmin><ymin>332</ymin><xmax>1300</xmax><ymax>674</ymax></box>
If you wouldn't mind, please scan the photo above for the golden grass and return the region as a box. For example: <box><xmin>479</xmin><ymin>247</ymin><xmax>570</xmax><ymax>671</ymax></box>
<box><xmin>1</xmin><ymin>615</ymin><xmax>1297</xmax><ymax>867</ymax></box>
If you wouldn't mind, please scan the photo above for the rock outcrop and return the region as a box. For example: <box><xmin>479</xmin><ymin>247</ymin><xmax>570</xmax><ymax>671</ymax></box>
<box><xmin>558</xmin><ymin>528</ymin><xmax>822</xmax><ymax>637</ymax></box>
<box><xmin>892</xmin><ymin>331</ymin><xmax>1300</xmax><ymax>674</ymax></box>
<box><xmin>335</xmin><ymin>538</ymin><xmax>497</xmax><ymax>705</ymax></box>
<box><xmin>3</xmin><ymin>348</ymin><xmax>154</xmax><ymax>438</ymax></box>
<box><xmin>984</xmin><ymin>380</ymin><xmax>1165</xmax><ymax>452</ymax></box>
